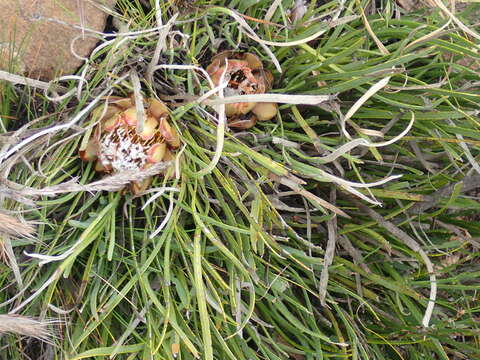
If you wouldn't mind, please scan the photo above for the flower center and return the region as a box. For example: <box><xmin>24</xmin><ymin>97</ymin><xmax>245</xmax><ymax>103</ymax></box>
<box><xmin>229</xmin><ymin>70</ymin><xmax>246</xmax><ymax>89</ymax></box>
<box><xmin>99</xmin><ymin>126</ymin><xmax>157</xmax><ymax>172</ymax></box>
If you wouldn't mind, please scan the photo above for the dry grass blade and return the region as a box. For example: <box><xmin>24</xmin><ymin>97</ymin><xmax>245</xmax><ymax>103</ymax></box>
<box><xmin>359</xmin><ymin>6</ymin><xmax>389</xmax><ymax>55</ymax></box>
<box><xmin>273</xmin><ymin>174</ymin><xmax>350</xmax><ymax>218</ymax></box>
<box><xmin>210</xmin><ymin>7</ymin><xmax>282</xmax><ymax>72</ymax></box>
<box><xmin>319</xmin><ymin>188</ymin><xmax>338</xmax><ymax>305</ymax></box>
<box><xmin>341</xmin><ymin>76</ymin><xmax>391</xmax><ymax>139</ymax></box>
<box><xmin>0</xmin><ymin>70</ymin><xmax>68</xmax><ymax>92</ymax></box>
<box><xmin>432</xmin><ymin>0</ymin><xmax>480</xmax><ymax>41</ymax></box>
<box><xmin>205</xmin><ymin>94</ymin><xmax>333</xmax><ymax>106</ymax></box>
<box><xmin>1</xmin><ymin>236</ymin><xmax>23</xmax><ymax>288</ymax></box>
<box><xmin>405</xmin><ymin>20</ymin><xmax>451</xmax><ymax>50</ymax></box>
<box><xmin>3</xmin><ymin>162</ymin><xmax>172</xmax><ymax>198</ymax></box>
<box><xmin>130</xmin><ymin>69</ymin><xmax>146</xmax><ymax>134</ymax></box>
<box><xmin>146</xmin><ymin>8</ymin><xmax>178</xmax><ymax>83</ymax></box>
<box><xmin>264</xmin><ymin>0</ymin><xmax>283</xmax><ymax>22</ymax></box>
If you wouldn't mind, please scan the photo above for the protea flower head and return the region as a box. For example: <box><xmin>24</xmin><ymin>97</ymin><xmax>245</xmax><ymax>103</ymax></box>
<box><xmin>79</xmin><ymin>96</ymin><xmax>180</xmax><ymax>194</ymax></box>
<box><xmin>206</xmin><ymin>51</ymin><xmax>278</xmax><ymax>129</ymax></box>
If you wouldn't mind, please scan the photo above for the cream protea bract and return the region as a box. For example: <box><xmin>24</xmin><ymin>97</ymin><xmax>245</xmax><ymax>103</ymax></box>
<box><xmin>206</xmin><ymin>51</ymin><xmax>278</xmax><ymax>129</ymax></box>
<box><xmin>79</xmin><ymin>96</ymin><xmax>179</xmax><ymax>193</ymax></box>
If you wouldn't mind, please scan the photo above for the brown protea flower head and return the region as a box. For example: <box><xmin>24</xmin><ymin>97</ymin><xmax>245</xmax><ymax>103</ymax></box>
<box><xmin>206</xmin><ymin>51</ymin><xmax>278</xmax><ymax>129</ymax></box>
<box><xmin>79</xmin><ymin>96</ymin><xmax>180</xmax><ymax>194</ymax></box>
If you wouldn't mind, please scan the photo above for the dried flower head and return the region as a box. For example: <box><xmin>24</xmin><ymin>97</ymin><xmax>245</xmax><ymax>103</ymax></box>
<box><xmin>0</xmin><ymin>314</ymin><xmax>54</xmax><ymax>343</ymax></box>
<box><xmin>79</xmin><ymin>96</ymin><xmax>179</xmax><ymax>193</ymax></box>
<box><xmin>0</xmin><ymin>213</ymin><xmax>35</xmax><ymax>238</ymax></box>
<box><xmin>206</xmin><ymin>51</ymin><xmax>278</xmax><ymax>129</ymax></box>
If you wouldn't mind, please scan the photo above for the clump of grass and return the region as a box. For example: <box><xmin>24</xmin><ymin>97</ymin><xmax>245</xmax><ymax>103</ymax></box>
<box><xmin>1</xmin><ymin>1</ymin><xmax>480</xmax><ymax>359</ymax></box>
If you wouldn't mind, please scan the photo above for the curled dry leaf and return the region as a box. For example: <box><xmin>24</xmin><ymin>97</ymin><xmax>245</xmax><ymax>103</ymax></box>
<box><xmin>79</xmin><ymin>96</ymin><xmax>180</xmax><ymax>193</ymax></box>
<box><xmin>206</xmin><ymin>51</ymin><xmax>278</xmax><ymax>129</ymax></box>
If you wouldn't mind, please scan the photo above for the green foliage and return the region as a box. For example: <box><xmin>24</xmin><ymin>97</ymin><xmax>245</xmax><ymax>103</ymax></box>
<box><xmin>1</xmin><ymin>1</ymin><xmax>480</xmax><ymax>359</ymax></box>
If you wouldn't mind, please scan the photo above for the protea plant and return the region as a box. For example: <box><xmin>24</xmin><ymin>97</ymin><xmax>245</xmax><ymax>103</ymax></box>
<box><xmin>206</xmin><ymin>51</ymin><xmax>278</xmax><ymax>129</ymax></box>
<box><xmin>79</xmin><ymin>96</ymin><xmax>180</xmax><ymax>193</ymax></box>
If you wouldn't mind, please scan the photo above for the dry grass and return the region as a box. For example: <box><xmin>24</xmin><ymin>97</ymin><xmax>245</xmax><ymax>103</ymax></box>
<box><xmin>0</xmin><ymin>315</ymin><xmax>54</xmax><ymax>343</ymax></box>
<box><xmin>0</xmin><ymin>213</ymin><xmax>35</xmax><ymax>238</ymax></box>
